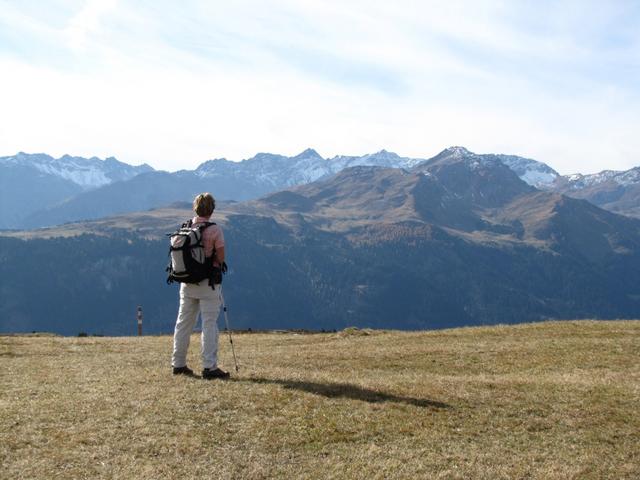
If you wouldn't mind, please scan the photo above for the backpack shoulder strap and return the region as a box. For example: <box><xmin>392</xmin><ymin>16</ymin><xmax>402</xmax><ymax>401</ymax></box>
<box><xmin>196</xmin><ymin>221</ymin><xmax>216</xmax><ymax>231</ymax></box>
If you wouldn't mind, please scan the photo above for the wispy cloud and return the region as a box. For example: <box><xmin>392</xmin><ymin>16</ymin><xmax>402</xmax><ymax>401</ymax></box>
<box><xmin>65</xmin><ymin>0</ymin><xmax>118</xmax><ymax>52</ymax></box>
<box><xmin>0</xmin><ymin>0</ymin><xmax>638</xmax><ymax>173</ymax></box>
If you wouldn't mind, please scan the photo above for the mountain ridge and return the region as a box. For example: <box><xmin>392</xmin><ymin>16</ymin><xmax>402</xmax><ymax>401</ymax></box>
<box><xmin>4</xmin><ymin>146</ymin><xmax>640</xmax><ymax>229</ymax></box>
<box><xmin>0</xmin><ymin>152</ymin><xmax>153</xmax><ymax>189</ymax></box>
<box><xmin>0</xmin><ymin>152</ymin><xmax>153</xmax><ymax>229</ymax></box>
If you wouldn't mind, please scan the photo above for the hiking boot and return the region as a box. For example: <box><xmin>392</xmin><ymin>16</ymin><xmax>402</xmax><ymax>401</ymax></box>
<box><xmin>172</xmin><ymin>366</ymin><xmax>194</xmax><ymax>376</ymax></box>
<box><xmin>202</xmin><ymin>367</ymin><xmax>230</xmax><ymax>380</ymax></box>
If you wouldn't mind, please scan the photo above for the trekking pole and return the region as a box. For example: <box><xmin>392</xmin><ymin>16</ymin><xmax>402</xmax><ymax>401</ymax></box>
<box><xmin>220</xmin><ymin>291</ymin><xmax>239</xmax><ymax>372</ymax></box>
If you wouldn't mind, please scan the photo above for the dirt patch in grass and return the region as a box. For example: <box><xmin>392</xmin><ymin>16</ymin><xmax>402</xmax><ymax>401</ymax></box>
<box><xmin>1</xmin><ymin>320</ymin><xmax>639</xmax><ymax>479</ymax></box>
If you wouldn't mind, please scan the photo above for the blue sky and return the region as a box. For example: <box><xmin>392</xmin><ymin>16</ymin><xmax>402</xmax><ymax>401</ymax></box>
<box><xmin>0</xmin><ymin>0</ymin><xmax>638</xmax><ymax>173</ymax></box>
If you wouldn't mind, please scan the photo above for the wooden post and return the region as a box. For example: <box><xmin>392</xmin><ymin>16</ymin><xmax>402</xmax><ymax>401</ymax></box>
<box><xmin>137</xmin><ymin>306</ymin><xmax>143</xmax><ymax>336</ymax></box>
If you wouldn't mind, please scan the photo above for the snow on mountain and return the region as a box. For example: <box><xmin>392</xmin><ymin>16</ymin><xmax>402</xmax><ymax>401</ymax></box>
<box><xmin>196</xmin><ymin>149</ymin><xmax>332</xmax><ymax>187</ymax></box>
<box><xmin>494</xmin><ymin>154</ymin><xmax>559</xmax><ymax>188</ymax></box>
<box><xmin>1</xmin><ymin>152</ymin><xmax>153</xmax><ymax>190</ymax></box>
<box><xmin>9</xmin><ymin>145</ymin><xmax>640</xmax><ymax>229</ymax></box>
<box><xmin>196</xmin><ymin>146</ymin><xmax>562</xmax><ymax>192</ymax></box>
<box><xmin>417</xmin><ymin>147</ymin><xmax>561</xmax><ymax>189</ymax></box>
<box><xmin>329</xmin><ymin>149</ymin><xmax>426</xmax><ymax>170</ymax></box>
<box><xmin>4</xmin><ymin>146</ymin><xmax>606</xmax><ymax>198</ymax></box>
<box><xmin>615</xmin><ymin>168</ymin><xmax>640</xmax><ymax>186</ymax></box>
<box><xmin>196</xmin><ymin>148</ymin><xmax>428</xmax><ymax>188</ymax></box>
<box><xmin>424</xmin><ymin>146</ymin><xmax>510</xmax><ymax>171</ymax></box>
<box><xmin>441</xmin><ymin>146</ymin><xmax>475</xmax><ymax>159</ymax></box>
<box><xmin>561</xmin><ymin>167</ymin><xmax>640</xmax><ymax>189</ymax></box>
<box><xmin>287</xmin><ymin>148</ymin><xmax>333</xmax><ymax>184</ymax></box>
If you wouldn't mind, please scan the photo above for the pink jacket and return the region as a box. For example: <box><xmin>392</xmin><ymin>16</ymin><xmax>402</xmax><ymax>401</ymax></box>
<box><xmin>193</xmin><ymin>216</ymin><xmax>224</xmax><ymax>263</ymax></box>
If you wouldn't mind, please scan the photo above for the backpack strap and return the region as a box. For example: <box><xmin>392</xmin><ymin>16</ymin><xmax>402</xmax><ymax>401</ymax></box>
<box><xmin>194</xmin><ymin>221</ymin><xmax>216</xmax><ymax>230</ymax></box>
<box><xmin>178</xmin><ymin>219</ymin><xmax>214</xmax><ymax>231</ymax></box>
<box><xmin>191</xmin><ymin>221</ymin><xmax>217</xmax><ymax>257</ymax></box>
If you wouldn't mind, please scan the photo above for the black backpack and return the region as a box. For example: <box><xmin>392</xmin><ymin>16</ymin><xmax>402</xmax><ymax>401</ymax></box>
<box><xmin>166</xmin><ymin>220</ymin><xmax>217</xmax><ymax>285</ymax></box>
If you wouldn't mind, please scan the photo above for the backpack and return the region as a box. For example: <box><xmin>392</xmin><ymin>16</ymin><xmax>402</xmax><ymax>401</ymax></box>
<box><xmin>166</xmin><ymin>219</ymin><xmax>217</xmax><ymax>285</ymax></box>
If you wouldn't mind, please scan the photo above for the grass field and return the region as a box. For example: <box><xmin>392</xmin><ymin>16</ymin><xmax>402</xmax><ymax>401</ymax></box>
<box><xmin>1</xmin><ymin>321</ymin><xmax>639</xmax><ymax>479</ymax></box>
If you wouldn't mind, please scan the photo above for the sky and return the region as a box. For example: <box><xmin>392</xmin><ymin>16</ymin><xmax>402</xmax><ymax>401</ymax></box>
<box><xmin>0</xmin><ymin>0</ymin><xmax>639</xmax><ymax>174</ymax></box>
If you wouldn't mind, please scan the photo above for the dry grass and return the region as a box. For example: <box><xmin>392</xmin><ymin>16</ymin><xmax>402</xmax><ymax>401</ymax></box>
<box><xmin>1</xmin><ymin>320</ymin><xmax>639</xmax><ymax>479</ymax></box>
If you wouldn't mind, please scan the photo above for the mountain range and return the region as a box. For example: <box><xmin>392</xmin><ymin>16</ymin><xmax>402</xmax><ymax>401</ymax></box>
<box><xmin>2</xmin><ymin>151</ymin><xmax>640</xmax><ymax>335</ymax></box>
<box><xmin>2</xmin><ymin>146</ymin><xmax>640</xmax><ymax>229</ymax></box>
<box><xmin>0</xmin><ymin>152</ymin><xmax>152</xmax><ymax>229</ymax></box>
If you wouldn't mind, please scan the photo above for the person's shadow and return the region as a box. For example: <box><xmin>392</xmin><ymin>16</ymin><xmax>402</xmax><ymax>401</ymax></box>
<box><xmin>235</xmin><ymin>377</ymin><xmax>450</xmax><ymax>409</ymax></box>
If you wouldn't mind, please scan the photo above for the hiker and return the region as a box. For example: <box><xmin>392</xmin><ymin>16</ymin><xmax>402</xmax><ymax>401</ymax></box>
<box><xmin>171</xmin><ymin>192</ymin><xmax>230</xmax><ymax>379</ymax></box>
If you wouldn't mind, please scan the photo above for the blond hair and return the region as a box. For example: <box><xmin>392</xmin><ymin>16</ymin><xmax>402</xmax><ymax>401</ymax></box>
<box><xmin>193</xmin><ymin>192</ymin><xmax>215</xmax><ymax>217</ymax></box>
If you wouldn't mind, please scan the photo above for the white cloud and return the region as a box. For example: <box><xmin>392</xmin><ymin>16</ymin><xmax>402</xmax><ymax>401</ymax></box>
<box><xmin>65</xmin><ymin>0</ymin><xmax>118</xmax><ymax>52</ymax></box>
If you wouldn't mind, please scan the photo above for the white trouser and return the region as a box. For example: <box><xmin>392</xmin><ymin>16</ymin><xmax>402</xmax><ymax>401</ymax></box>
<box><xmin>172</xmin><ymin>279</ymin><xmax>222</xmax><ymax>370</ymax></box>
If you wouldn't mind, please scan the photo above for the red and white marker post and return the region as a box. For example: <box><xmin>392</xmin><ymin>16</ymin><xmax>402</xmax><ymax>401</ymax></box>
<box><xmin>137</xmin><ymin>306</ymin><xmax>143</xmax><ymax>336</ymax></box>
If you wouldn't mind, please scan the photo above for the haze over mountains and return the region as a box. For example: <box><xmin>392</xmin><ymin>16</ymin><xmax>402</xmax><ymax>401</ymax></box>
<box><xmin>2</xmin><ymin>149</ymin><xmax>640</xmax><ymax>335</ymax></box>
<box><xmin>2</xmin><ymin>146</ymin><xmax>640</xmax><ymax>230</ymax></box>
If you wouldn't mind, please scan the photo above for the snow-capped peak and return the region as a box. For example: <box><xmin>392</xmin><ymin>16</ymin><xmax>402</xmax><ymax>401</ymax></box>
<box><xmin>444</xmin><ymin>146</ymin><xmax>474</xmax><ymax>158</ymax></box>
<box><xmin>194</xmin><ymin>149</ymin><xmax>430</xmax><ymax>187</ymax></box>
<box><xmin>429</xmin><ymin>146</ymin><xmax>496</xmax><ymax>170</ymax></box>
<box><xmin>293</xmin><ymin>148</ymin><xmax>324</xmax><ymax>161</ymax></box>
<box><xmin>1</xmin><ymin>152</ymin><xmax>153</xmax><ymax>190</ymax></box>
<box><xmin>329</xmin><ymin>150</ymin><xmax>427</xmax><ymax>171</ymax></box>
<box><xmin>369</xmin><ymin>149</ymin><xmax>399</xmax><ymax>159</ymax></box>
<box><xmin>424</xmin><ymin>147</ymin><xmax>560</xmax><ymax>186</ymax></box>
<box><xmin>562</xmin><ymin>167</ymin><xmax>640</xmax><ymax>189</ymax></box>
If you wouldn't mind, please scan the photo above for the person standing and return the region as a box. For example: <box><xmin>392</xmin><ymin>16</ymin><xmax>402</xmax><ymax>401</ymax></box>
<box><xmin>171</xmin><ymin>192</ymin><xmax>230</xmax><ymax>379</ymax></box>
